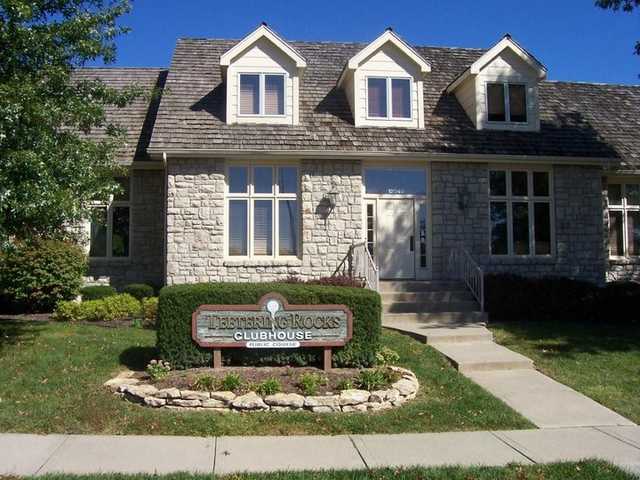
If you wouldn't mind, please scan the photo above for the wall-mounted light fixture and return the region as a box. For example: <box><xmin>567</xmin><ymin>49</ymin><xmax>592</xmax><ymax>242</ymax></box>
<box><xmin>323</xmin><ymin>191</ymin><xmax>339</xmax><ymax>213</ymax></box>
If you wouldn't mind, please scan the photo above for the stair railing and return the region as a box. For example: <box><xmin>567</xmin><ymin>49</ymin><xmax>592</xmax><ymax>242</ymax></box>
<box><xmin>447</xmin><ymin>248</ymin><xmax>485</xmax><ymax>313</ymax></box>
<box><xmin>333</xmin><ymin>242</ymin><xmax>379</xmax><ymax>291</ymax></box>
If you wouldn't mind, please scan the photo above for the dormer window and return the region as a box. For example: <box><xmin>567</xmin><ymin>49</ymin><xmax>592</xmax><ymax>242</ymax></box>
<box><xmin>487</xmin><ymin>83</ymin><xmax>527</xmax><ymax>123</ymax></box>
<box><xmin>239</xmin><ymin>73</ymin><xmax>285</xmax><ymax>116</ymax></box>
<box><xmin>367</xmin><ymin>77</ymin><xmax>411</xmax><ymax>120</ymax></box>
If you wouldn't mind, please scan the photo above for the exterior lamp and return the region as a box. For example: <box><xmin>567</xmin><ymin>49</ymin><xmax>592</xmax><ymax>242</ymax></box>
<box><xmin>324</xmin><ymin>191</ymin><xmax>339</xmax><ymax>211</ymax></box>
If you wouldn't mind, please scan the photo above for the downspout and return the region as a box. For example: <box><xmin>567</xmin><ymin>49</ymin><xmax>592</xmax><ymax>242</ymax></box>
<box><xmin>162</xmin><ymin>151</ymin><xmax>168</xmax><ymax>287</ymax></box>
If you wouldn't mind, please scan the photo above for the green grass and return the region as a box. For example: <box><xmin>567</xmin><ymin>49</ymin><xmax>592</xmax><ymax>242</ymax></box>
<box><xmin>0</xmin><ymin>320</ymin><xmax>531</xmax><ymax>435</ymax></box>
<box><xmin>490</xmin><ymin>320</ymin><xmax>640</xmax><ymax>423</ymax></box>
<box><xmin>4</xmin><ymin>461</ymin><xmax>634</xmax><ymax>480</ymax></box>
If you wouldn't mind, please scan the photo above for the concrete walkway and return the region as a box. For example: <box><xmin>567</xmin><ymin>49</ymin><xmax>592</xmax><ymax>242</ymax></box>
<box><xmin>2</xmin><ymin>428</ymin><xmax>639</xmax><ymax>476</ymax></box>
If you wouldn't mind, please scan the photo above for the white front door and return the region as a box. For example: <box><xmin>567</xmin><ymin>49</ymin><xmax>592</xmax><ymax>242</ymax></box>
<box><xmin>377</xmin><ymin>199</ymin><xmax>415</xmax><ymax>279</ymax></box>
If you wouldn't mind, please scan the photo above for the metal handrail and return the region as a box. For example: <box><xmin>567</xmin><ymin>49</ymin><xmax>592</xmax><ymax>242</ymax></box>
<box><xmin>333</xmin><ymin>242</ymin><xmax>379</xmax><ymax>291</ymax></box>
<box><xmin>447</xmin><ymin>248</ymin><xmax>485</xmax><ymax>313</ymax></box>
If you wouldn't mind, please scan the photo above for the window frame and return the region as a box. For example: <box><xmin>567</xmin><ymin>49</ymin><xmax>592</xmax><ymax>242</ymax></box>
<box><xmin>485</xmin><ymin>82</ymin><xmax>528</xmax><ymax>124</ymax></box>
<box><xmin>365</xmin><ymin>75</ymin><xmax>413</xmax><ymax>121</ymax></box>
<box><xmin>89</xmin><ymin>177</ymin><xmax>132</xmax><ymax>260</ymax></box>
<box><xmin>224</xmin><ymin>162</ymin><xmax>300</xmax><ymax>259</ymax></box>
<box><xmin>607</xmin><ymin>181</ymin><xmax>640</xmax><ymax>259</ymax></box>
<box><xmin>237</xmin><ymin>72</ymin><xmax>287</xmax><ymax>118</ymax></box>
<box><xmin>488</xmin><ymin>167</ymin><xmax>555</xmax><ymax>258</ymax></box>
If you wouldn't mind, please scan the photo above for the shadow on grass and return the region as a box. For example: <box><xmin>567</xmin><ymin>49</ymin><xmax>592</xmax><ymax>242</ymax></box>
<box><xmin>119</xmin><ymin>345</ymin><xmax>158</xmax><ymax>371</ymax></box>
<box><xmin>493</xmin><ymin>320</ymin><xmax>640</xmax><ymax>359</ymax></box>
<box><xmin>0</xmin><ymin>319</ymin><xmax>45</xmax><ymax>352</ymax></box>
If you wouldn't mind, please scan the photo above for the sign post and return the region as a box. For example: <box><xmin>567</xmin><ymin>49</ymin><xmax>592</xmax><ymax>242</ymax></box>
<box><xmin>192</xmin><ymin>293</ymin><xmax>353</xmax><ymax>371</ymax></box>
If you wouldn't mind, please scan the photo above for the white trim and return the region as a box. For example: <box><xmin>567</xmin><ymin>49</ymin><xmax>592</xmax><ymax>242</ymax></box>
<box><xmin>365</xmin><ymin>76</ymin><xmax>413</xmax><ymax>121</ymax></box>
<box><xmin>220</xmin><ymin>24</ymin><xmax>306</xmax><ymax>69</ymax></box>
<box><xmin>237</xmin><ymin>72</ymin><xmax>287</xmax><ymax>118</ymax></box>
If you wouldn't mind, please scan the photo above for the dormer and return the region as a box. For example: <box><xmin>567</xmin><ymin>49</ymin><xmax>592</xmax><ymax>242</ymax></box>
<box><xmin>338</xmin><ymin>29</ymin><xmax>431</xmax><ymax>129</ymax></box>
<box><xmin>447</xmin><ymin>35</ymin><xmax>547</xmax><ymax>132</ymax></box>
<box><xmin>220</xmin><ymin>24</ymin><xmax>306</xmax><ymax>125</ymax></box>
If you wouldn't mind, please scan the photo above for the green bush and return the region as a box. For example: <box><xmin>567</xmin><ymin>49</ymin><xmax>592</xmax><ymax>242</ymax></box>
<box><xmin>53</xmin><ymin>293</ymin><xmax>141</xmax><ymax>322</ymax></box>
<box><xmin>219</xmin><ymin>373</ymin><xmax>242</xmax><ymax>392</ymax></box>
<box><xmin>0</xmin><ymin>239</ymin><xmax>87</xmax><ymax>312</ymax></box>
<box><xmin>193</xmin><ymin>375</ymin><xmax>216</xmax><ymax>391</ymax></box>
<box><xmin>122</xmin><ymin>283</ymin><xmax>155</xmax><ymax>301</ymax></box>
<box><xmin>255</xmin><ymin>377</ymin><xmax>281</xmax><ymax>396</ymax></box>
<box><xmin>355</xmin><ymin>368</ymin><xmax>399</xmax><ymax>391</ymax></box>
<box><xmin>141</xmin><ymin>297</ymin><xmax>159</xmax><ymax>327</ymax></box>
<box><xmin>80</xmin><ymin>285</ymin><xmax>117</xmax><ymax>301</ymax></box>
<box><xmin>157</xmin><ymin>282</ymin><xmax>382</xmax><ymax>369</ymax></box>
<box><xmin>298</xmin><ymin>372</ymin><xmax>327</xmax><ymax>396</ymax></box>
<box><xmin>595</xmin><ymin>281</ymin><xmax>640</xmax><ymax>321</ymax></box>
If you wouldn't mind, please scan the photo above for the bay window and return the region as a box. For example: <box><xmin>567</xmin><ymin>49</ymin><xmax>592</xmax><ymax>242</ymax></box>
<box><xmin>489</xmin><ymin>168</ymin><xmax>553</xmax><ymax>256</ymax></box>
<box><xmin>239</xmin><ymin>73</ymin><xmax>285</xmax><ymax>116</ymax></box>
<box><xmin>608</xmin><ymin>182</ymin><xmax>640</xmax><ymax>258</ymax></box>
<box><xmin>367</xmin><ymin>77</ymin><xmax>412</xmax><ymax>120</ymax></box>
<box><xmin>89</xmin><ymin>177</ymin><xmax>131</xmax><ymax>259</ymax></box>
<box><xmin>227</xmin><ymin>165</ymin><xmax>299</xmax><ymax>258</ymax></box>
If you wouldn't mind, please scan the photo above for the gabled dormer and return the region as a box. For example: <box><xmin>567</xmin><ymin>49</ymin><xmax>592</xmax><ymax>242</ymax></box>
<box><xmin>338</xmin><ymin>29</ymin><xmax>431</xmax><ymax>129</ymax></box>
<box><xmin>220</xmin><ymin>23</ymin><xmax>306</xmax><ymax>125</ymax></box>
<box><xmin>447</xmin><ymin>35</ymin><xmax>547</xmax><ymax>132</ymax></box>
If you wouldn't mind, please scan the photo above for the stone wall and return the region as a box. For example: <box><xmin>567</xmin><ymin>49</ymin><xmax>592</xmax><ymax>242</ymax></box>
<box><xmin>432</xmin><ymin>163</ymin><xmax>606</xmax><ymax>285</ymax></box>
<box><xmin>86</xmin><ymin>168</ymin><xmax>165</xmax><ymax>288</ymax></box>
<box><xmin>165</xmin><ymin>158</ymin><xmax>363</xmax><ymax>285</ymax></box>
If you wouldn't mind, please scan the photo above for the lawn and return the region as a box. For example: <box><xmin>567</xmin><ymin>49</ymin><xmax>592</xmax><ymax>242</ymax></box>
<box><xmin>3</xmin><ymin>461</ymin><xmax>634</xmax><ymax>480</ymax></box>
<box><xmin>490</xmin><ymin>320</ymin><xmax>640</xmax><ymax>424</ymax></box>
<box><xmin>0</xmin><ymin>320</ymin><xmax>531</xmax><ymax>435</ymax></box>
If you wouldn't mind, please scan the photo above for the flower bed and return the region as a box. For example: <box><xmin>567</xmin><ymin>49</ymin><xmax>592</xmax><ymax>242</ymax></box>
<box><xmin>104</xmin><ymin>366</ymin><xmax>419</xmax><ymax>413</ymax></box>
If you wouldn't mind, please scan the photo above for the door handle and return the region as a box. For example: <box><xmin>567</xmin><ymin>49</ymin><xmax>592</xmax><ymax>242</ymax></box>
<box><xmin>410</xmin><ymin>236</ymin><xmax>414</xmax><ymax>252</ymax></box>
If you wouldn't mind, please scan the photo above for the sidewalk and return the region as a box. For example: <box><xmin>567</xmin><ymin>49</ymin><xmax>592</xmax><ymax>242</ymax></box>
<box><xmin>2</xmin><ymin>427</ymin><xmax>639</xmax><ymax>477</ymax></box>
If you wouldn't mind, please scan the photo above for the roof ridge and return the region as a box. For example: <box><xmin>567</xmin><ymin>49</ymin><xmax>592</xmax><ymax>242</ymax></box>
<box><xmin>76</xmin><ymin>66</ymin><xmax>168</xmax><ymax>71</ymax></box>
<box><xmin>543</xmin><ymin>79</ymin><xmax>640</xmax><ymax>89</ymax></box>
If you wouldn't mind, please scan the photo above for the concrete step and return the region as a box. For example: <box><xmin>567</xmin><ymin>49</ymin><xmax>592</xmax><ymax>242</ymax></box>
<box><xmin>384</xmin><ymin>324</ymin><xmax>493</xmax><ymax>344</ymax></box>
<box><xmin>429</xmin><ymin>341</ymin><xmax>534</xmax><ymax>374</ymax></box>
<box><xmin>383</xmin><ymin>311</ymin><xmax>488</xmax><ymax>326</ymax></box>
<box><xmin>380</xmin><ymin>291</ymin><xmax>474</xmax><ymax>303</ymax></box>
<box><xmin>383</xmin><ymin>301</ymin><xmax>480</xmax><ymax>314</ymax></box>
<box><xmin>379</xmin><ymin>280</ymin><xmax>466</xmax><ymax>293</ymax></box>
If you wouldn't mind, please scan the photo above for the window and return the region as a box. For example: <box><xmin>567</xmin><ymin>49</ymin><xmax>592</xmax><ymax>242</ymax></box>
<box><xmin>489</xmin><ymin>169</ymin><xmax>552</xmax><ymax>256</ymax></box>
<box><xmin>487</xmin><ymin>83</ymin><xmax>527</xmax><ymax>123</ymax></box>
<box><xmin>89</xmin><ymin>177</ymin><xmax>131</xmax><ymax>259</ymax></box>
<box><xmin>367</xmin><ymin>77</ymin><xmax>412</xmax><ymax>120</ymax></box>
<box><xmin>364</xmin><ymin>168</ymin><xmax>426</xmax><ymax>195</ymax></box>
<box><xmin>608</xmin><ymin>182</ymin><xmax>640</xmax><ymax>257</ymax></box>
<box><xmin>239</xmin><ymin>73</ymin><xmax>285</xmax><ymax>116</ymax></box>
<box><xmin>227</xmin><ymin>165</ymin><xmax>299</xmax><ymax>257</ymax></box>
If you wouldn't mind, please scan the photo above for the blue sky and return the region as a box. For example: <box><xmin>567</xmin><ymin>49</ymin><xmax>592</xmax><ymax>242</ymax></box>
<box><xmin>92</xmin><ymin>0</ymin><xmax>640</xmax><ymax>85</ymax></box>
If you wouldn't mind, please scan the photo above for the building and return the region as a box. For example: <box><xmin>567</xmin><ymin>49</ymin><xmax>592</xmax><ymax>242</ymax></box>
<box><xmin>79</xmin><ymin>24</ymin><xmax>640</xmax><ymax>292</ymax></box>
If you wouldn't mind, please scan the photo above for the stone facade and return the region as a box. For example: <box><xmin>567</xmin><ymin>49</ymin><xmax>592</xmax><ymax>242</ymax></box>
<box><xmin>165</xmin><ymin>158</ymin><xmax>362</xmax><ymax>284</ymax></box>
<box><xmin>86</xmin><ymin>168</ymin><xmax>165</xmax><ymax>288</ymax></box>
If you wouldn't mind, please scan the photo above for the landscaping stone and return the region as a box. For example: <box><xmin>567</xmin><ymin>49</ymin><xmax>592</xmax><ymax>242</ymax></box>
<box><xmin>201</xmin><ymin>398</ymin><xmax>227</xmax><ymax>409</ymax></box>
<box><xmin>311</xmin><ymin>406</ymin><xmax>337</xmax><ymax>413</ymax></box>
<box><xmin>342</xmin><ymin>404</ymin><xmax>367</xmax><ymax>413</ymax></box>
<box><xmin>103</xmin><ymin>377</ymin><xmax>140</xmax><ymax>391</ymax></box>
<box><xmin>392</xmin><ymin>379</ymin><xmax>418</xmax><ymax>396</ymax></box>
<box><xmin>210</xmin><ymin>391</ymin><xmax>236</xmax><ymax>403</ymax></box>
<box><xmin>144</xmin><ymin>397</ymin><xmax>167</xmax><ymax>408</ymax></box>
<box><xmin>338</xmin><ymin>390</ymin><xmax>370</xmax><ymax>406</ymax></box>
<box><xmin>171</xmin><ymin>399</ymin><xmax>202</xmax><ymax>408</ymax></box>
<box><xmin>155</xmin><ymin>388</ymin><xmax>181</xmax><ymax>399</ymax></box>
<box><xmin>232</xmin><ymin>392</ymin><xmax>268</xmax><ymax>411</ymax></box>
<box><xmin>264</xmin><ymin>393</ymin><xmax>305</xmax><ymax>409</ymax></box>
<box><xmin>181</xmin><ymin>390</ymin><xmax>210</xmax><ymax>401</ymax></box>
<box><xmin>304</xmin><ymin>395</ymin><xmax>339</xmax><ymax>408</ymax></box>
<box><xmin>121</xmin><ymin>384</ymin><xmax>158</xmax><ymax>398</ymax></box>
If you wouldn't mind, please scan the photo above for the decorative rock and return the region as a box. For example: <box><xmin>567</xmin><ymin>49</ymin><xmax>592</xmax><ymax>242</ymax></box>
<box><xmin>304</xmin><ymin>395</ymin><xmax>338</xmax><ymax>408</ymax></box>
<box><xmin>342</xmin><ymin>404</ymin><xmax>367</xmax><ymax>412</ymax></box>
<box><xmin>270</xmin><ymin>406</ymin><xmax>293</xmax><ymax>412</ymax></box>
<box><xmin>338</xmin><ymin>389</ymin><xmax>370</xmax><ymax>406</ymax></box>
<box><xmin>390</xmin><ymin>366</ymin><xmax>416</xmax><ymax>378</ymax></box>
<box><xmin>210</xmin><ymin>391</ymin><xmax>236</xmax><ymax>403</ymax></box>
<box><xmin>121</xmin><ymin>384</ymin><xmax>158</xmax><ymax>398</ymax></box>
<box><xmin>144</xmin><ymin>397</ymin><xmax>167</xmax><ymax>407</ymax></box>
<box><xmin>368</xmin><ymin>390</ymin><xmax>387</xmax><ymax>403</ymax></box>
<box><xmin>171</xmin><ymin>399</ymin><xmax>202</xmax><ymax>408</ymax></box>
<box><xmin>181</xmin><ymin>390</ymin><xmax>210</xmax><ymax>400</ymax></box>
<box><xmin>201</xmin><ymin>398</ymin><xmax>227</xmax><ymax>408</ymax></box>
<box><xmin>311</xmin><ymin>406</ymin><xmax>337</xmax><ymax>413</ymax></box>
<box><xmin>231</xmin><ymin>392</ymin><xmax>268</xmax><ymax>410</ymax></box>
<box><xmin>385</xmin><ymin>389</ymin><xmax>401</xmax><ymax>402</ymax></box>
<box><xmin>155</xmin><ymin>388</ymin><xmax>181</xmax><ymax>399</ymax></box>
<box><xmin>264</xmin><ymin>393</ymin><xmax>305</xmax><ymax>409</ymax></box>
<box><xmin>103</xmin><ymin>377</ymin><xmax>140</xmax><ymax>391</ymax></box>
<box><xmin>392</xmin><ymin>379</ymin><xmax>418</xmax><ymax>396</ymax></box>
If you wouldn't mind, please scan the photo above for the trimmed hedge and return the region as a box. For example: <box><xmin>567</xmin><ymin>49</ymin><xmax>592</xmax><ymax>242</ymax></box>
<box><xmin>485</xmin><ymin>274</ymin><xmax>639</xmax><ymax>322</ymax></box>
<box><xmin>53</xmin><ymin>293</ymin><xmax>141</xmax><ymax>322</ymax></box>
<box><xmin>81</xmin><ymin>285</ymin><xmax>117</xmax><ymax>301</ymax></box>
<box><xmin>157</xmin><ymin>282</ymin><xmax>382</xmax><ymax>369</ymax></box>
<box><xmin>122</xmin><ymin>283</ymin><xmax>155</xmax><ymax>301</ymax></box>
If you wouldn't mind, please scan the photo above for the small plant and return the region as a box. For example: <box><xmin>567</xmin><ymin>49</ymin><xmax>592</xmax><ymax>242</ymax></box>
<box><xmin>355</xmin><ymin>368</ymin><xmax>396</xmax><ymax>391</ymax></box>
<box><xmin>375</xmin><ymin>346</ymin><xmax>400</xmax><ymax>366</ymax></box>
<box><xmin>122</xmin><ymin>283</ymin><xmax>155</xmax><ymax>301</ymax></box>
<box><xmin>336</xmin><ymin>378</ymin><xmax>354</xmax><ymax>391</ymax></box>
<box><xmin>141</xmin><ymin>297</ymin><xmax>158</xmax><ymax>327</ymax></box>
<box><xmin>298</xmin><ymin>372</ymin><xmax>327</xmax><ymax>396</ymax></box>
<box><xmin>131</xmin><ymin>318</ymin><xmax>143</xmax><ymax>329</ymax></box>
<box><xmin>255</xmin><ymin>377</ymin><xmax>282</xmax><ymax>396</ymax></box>
<box><xmin>146</xmin><ymin>359</ymin><xmax>171</xmax><ymax>381</ymax></box>
<box><xmin>80</xmin><ymin>285</ymin><xmax>117</xmax><ymax>301</ymax></box>
<box><xmin>193</xmin><ymin>375</ymin><xmax>217</xmax><ymax>391</ymax></box>
<box><xmin>219</xmin><ymin>373</ymin><xmax>243</xmax><ymax>392</ymax></box>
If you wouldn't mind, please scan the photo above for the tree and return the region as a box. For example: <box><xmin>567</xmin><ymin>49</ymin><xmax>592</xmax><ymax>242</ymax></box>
<box><xmin>0</xmin><ymin>0</ymin><xmax>143</xmax><ymax>243</ymax></box>
<box><xmin>596</xmin><ymin>0</ymin><xmax>640</xmax><ymax>56</ymax></box>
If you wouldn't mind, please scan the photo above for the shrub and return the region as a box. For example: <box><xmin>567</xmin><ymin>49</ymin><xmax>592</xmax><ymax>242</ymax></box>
<box><xmin>219</xmin><ymin>373</ymin><xmax>242</xmax><ymax>392</ymax></box>
<box><xmin>284</xmin><ymin>275</ymin><xmax>365</xmax><ymax>288</ymax></box>
<box><xmin>193</xmin><ymin>375</ymin><xmax>216</xmax><ymax>391</ymax></box>
<box><xmin>255</xmin><ymin>377</ymin><xmax>281</xmax><ymax>396</ymax></box>
<box><xmin>375</xmin><ymin>346</ymin><xmax>400</xmax><ymax>366</ymax></box>
<box><xmin>141</xmin><ymin>297</ymin><xmax>159</xmax><ymax>327</ymax></box>
<box><xmin>122</xmin><ymin>283</ymin><xmax>155</xmax><ymax>301</ymax></box>
<box><xmin>0</xmin><ymin>239</ymin><xmax>86</xmax><ymax>312</ymax></box>
<box><xmin>298</xmin><ymin>372</ymin><xmax>326</xmax><ymax>395</ymax></box>
<box><xmin>356</xmin><ymin>368</ymin><xmax>390</xmax><ymax>391</ymax></box>
<box><xmin>80</xmin><ymin>285</ymin><xmax>117</xmax><ymax>301</ymax></box>
<box><xmin>53</xmin><ymin>294</ymin><xmax>141</xmax><ymax>322</ymax></box>
<box><xmin>595</xmin><ymin>281</ymin><xmax>640</xmax><ymax>321</ymax></box>
<box><xmin>146</xmin><ymin>359</ymin><xmax>171</xmax><ymax>381</ymax></box>
<box><xmin>157</xmin><ymin>282</ymin><xmax>381</xmax><ymax>369</ymax></box>
<box><xmin>336</xmin><ymin>378</ymin><xmax>354</xmax><ymax>391</ymax></box>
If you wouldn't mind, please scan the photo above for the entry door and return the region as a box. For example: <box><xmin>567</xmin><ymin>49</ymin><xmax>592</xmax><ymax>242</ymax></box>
<box><xmin>377</xmin><ymin>199</ymin><xmax>415</xmax><ymax>279</ymax></box>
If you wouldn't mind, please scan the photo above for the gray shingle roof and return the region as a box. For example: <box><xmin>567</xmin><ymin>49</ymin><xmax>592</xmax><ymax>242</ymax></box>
<box><xmin>73</xmin><ymin>67</ymin><xmax>167</xmax><ymax>162</ymax></box>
